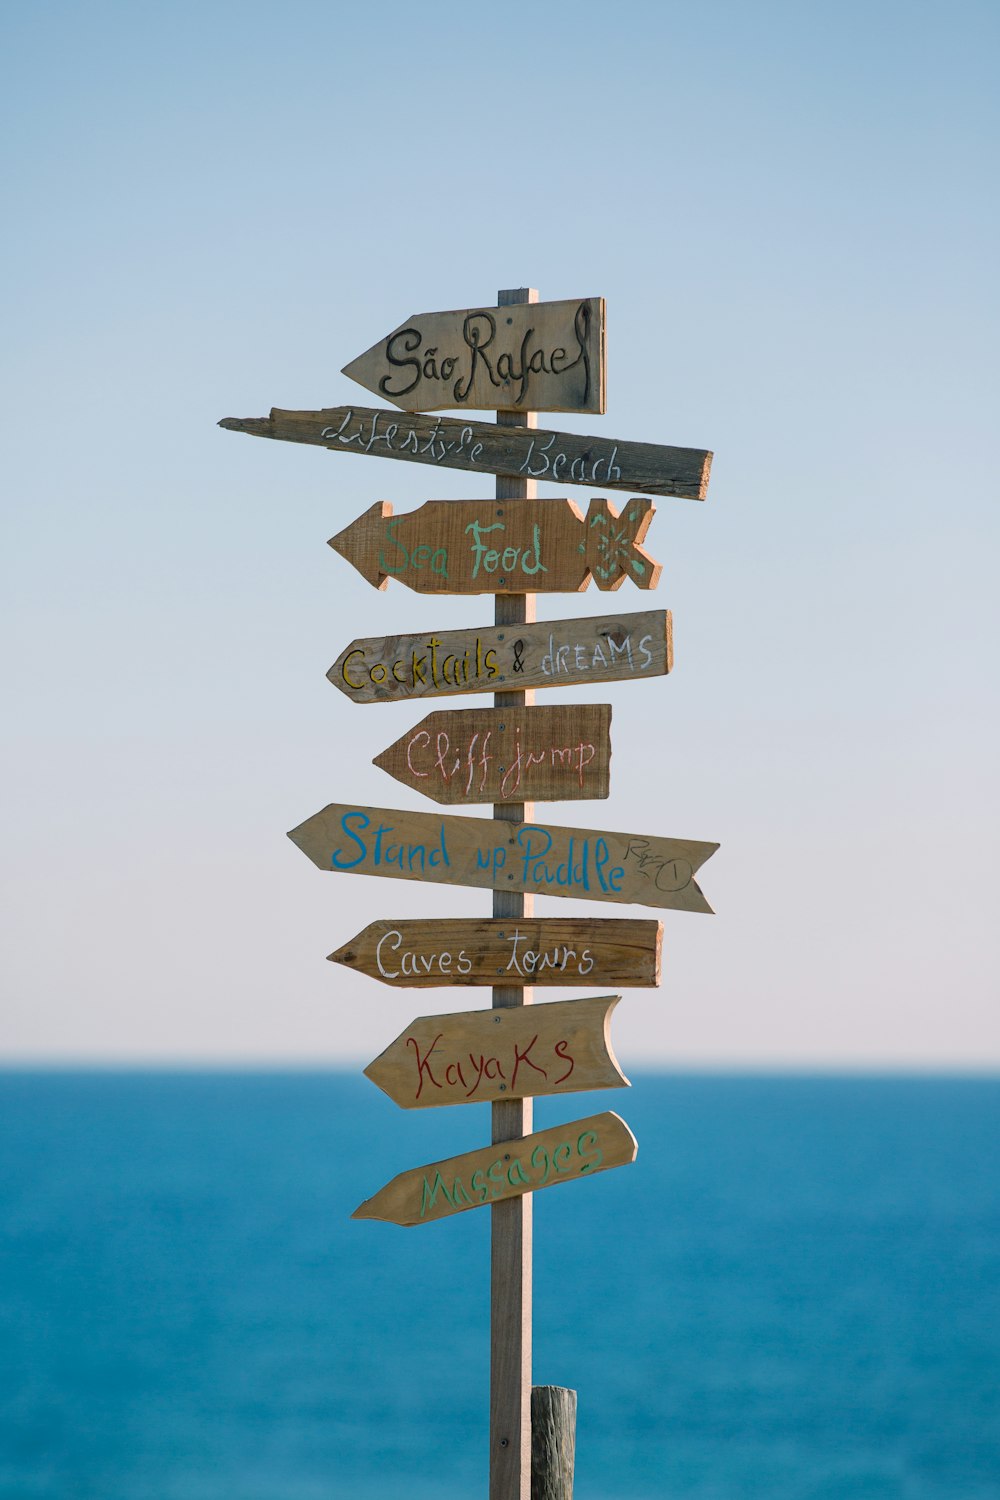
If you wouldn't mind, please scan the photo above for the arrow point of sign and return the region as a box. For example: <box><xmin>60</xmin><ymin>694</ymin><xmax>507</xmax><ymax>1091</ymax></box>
<box><xmin>329</xmin><ymin>502</ymin><xmax>392</xmax><ymax>590</ymax></box>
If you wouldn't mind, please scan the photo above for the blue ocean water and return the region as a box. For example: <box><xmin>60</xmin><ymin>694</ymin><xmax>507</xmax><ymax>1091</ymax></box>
<box><xmin>0</xmin><ymin>1072</ymin><xmax>997</xmax><ymax>1500</ymax></box>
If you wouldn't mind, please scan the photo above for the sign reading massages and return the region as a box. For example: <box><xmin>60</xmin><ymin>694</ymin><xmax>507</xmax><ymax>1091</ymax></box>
<box><xmin>341</xmin><ymin>297</ymin><xmax>606</xmax><ymax>414</ymax></box>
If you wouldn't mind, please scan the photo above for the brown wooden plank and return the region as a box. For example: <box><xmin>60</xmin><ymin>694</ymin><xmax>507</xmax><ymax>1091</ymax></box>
<box><xmin>328</xmin><ymin>609</ymin><xmax>672</xmax><ymax>705</ymax></box>
<box><xmin>287</xmin><ymin>802</ymin><xmax>718</xmax><ymax>914</ymax></box>
<box><xmin>328</xmin><ymin>918</ymin><xmax>662</xmax><ymax>989</ymax></box>
<box><xmin>341</xmin><ymin>298</ymin><xmax>605</xmax><ymax>414</ymax></box>
<box><xmin>363</xmin><ymin>995</ymin><xmax>628</xmax><ymax>1110</ymax></box>
<box><xmin>329</xmin><ymin>497</ymin><xmax>659</xmax><ymax>595</ymax></box>
<box><xmin>352</xmin><ymin>1111</ymin><xmax>637</xmax><ymax>1227</ymax></box>
<box><xmin>372</xmin><ymin>705</ymin><xmax>612</xmax><ymax>804</ymax></box>
<box><xmin>490</xmin><ymin>287</ymin><xmax>536</xmax><ymax>1500</ymax></box>
<box><xmin>217</xmin><ymin>405</ymin><xmax>711</xmax><ymax>502</ymax></box>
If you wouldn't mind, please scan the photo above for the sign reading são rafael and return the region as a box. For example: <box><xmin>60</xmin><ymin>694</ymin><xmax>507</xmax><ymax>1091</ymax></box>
<box><xmin>220</xmin><ymin>289</ymin><xmax>715</xmax><ymax>1500</ymax></box>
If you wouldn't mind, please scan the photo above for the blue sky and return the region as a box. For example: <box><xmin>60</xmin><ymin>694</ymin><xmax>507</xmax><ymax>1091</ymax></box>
<box><xmin>2</xmin><ymin>0</ymin><xmax>997</xmax><ymax>1065</ymax></box>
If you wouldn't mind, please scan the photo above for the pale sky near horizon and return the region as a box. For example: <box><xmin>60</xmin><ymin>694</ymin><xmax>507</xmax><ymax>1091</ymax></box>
<box><xmin>2</xmin><ymin>0</ymin><xmax>997</xmax><ymax>1067</ymax></box>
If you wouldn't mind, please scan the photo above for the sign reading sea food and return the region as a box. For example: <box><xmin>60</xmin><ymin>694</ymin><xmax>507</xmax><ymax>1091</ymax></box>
<box><xmin>353</xmin><ymin>1111</ymin><xmax>637</xmax><ymax>1227</ymax></box>
<box><xmin>373</xmin><ymin>705</ymin><xmax>612</xmax><ymax>804</ymax></box>
<box><xmin>329</xmin><ymin>609</ymin><xmax>673</xmax><ymax>704</ymax></box>
<box><xmin>219</xmin><ymin>406</ymin><xmax>712</xmax><ymax>501</ymax></box>
<box><xmin>288</xmin><ymin>803</ymin><xmax>717</xmax><ymax>913</ymax></box>
<box><xmin>329</xmin><ymin>918</ymin><xmax>662</xmax><ymax>989</ymax></box>
<box><xmin>342</xmin><ymin>298</ymin><xmax>606</xmax><ymax>414</ymax></box>
<box><xmin>364</xmin><ymin>995</ymin><xmax>627</xmax><ymax>1110</ymax></box>
<box><xmin>329</xmin><ymin>498</ymin><xmax>660</xmax><ymax>594</ymax></box>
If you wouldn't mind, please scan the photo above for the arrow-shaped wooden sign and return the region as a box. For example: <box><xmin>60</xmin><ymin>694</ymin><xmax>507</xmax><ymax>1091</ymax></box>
<box><xmin>341</xmin><ymin>297</ymin><xmax>605</xmax><ymax>415</ymax></box>
<box><xmin>329</xmin><ymin>918</ymin><xmax>662</xmax><ymax>989</ymax></box>
<box><xmin>287</xmin><ymin>803</ymin><xmax>717</xmax><ymax>913</ymax></box>
<box><xmin>329</xmin><ymin>609</ymin><xmax>672</xmax><ymax>705</ymax></box>
<box><xmin>373</xmin><ymin>705</ymin><xmax>612</xmax><ymax>804</ymax></box>
<box><xmin>364</xmin><ymin>995</ymin><xmax>627</xmax><ymax>1110</ymax></box>
<box><xmin>219</xmin><ymin>405</ymin><xmax>711</xmax><ymax>502</ymax></box>
<box><xmin>353</xmin><ymin>1110</ymin><xmax>636</xmax><ymax>1227</ymax></box>
<box><xmin>329</xmin><ymin>498</ymin><xmax>660</xmax><ymax>595</ymax></box>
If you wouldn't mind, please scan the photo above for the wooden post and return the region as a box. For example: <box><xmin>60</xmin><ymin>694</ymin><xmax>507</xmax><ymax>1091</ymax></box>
<box><xmin>530</xmin><ymin>1387</ymin><xmax>577</xmax><ymax>1500</ymax></box>
<box><xmin>491</xmin><ymin>285</ymin><xmax>538</xmax><ymax>1500</ymax></box>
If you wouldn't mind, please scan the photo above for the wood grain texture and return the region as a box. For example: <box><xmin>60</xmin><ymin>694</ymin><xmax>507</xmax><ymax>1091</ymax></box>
<box><xmin>329</xmin><ymin>497</ymin><xmax>660</xmax><ymax>594</ymax></box>
<box><xmin>372</xmin><ymin>705</ymin><xmax>612</xmax><ymax>804</ymax></box>
<box><xmin>328</xmin><ymin>918</ymin><xmax>662</xmax><ymax>989</ymax></box>
<box><xmin>287</xmin><ymin>802</ymin><xmax>718</xmax><ymax>914</ymax></box>
<box><xmin>328</xmin><ymin>609</ymin><xmax>673</xmax><ymax>704</ymax></box>
<box><xmin>363</xmin><ymin>995</ymin><xmax>628</xmax><ymax>1110</ymax></box>
<box><xmin>531</xmin><ymin>1387</ymin><xmax>576</xmax><ymax>1500</ymax></box>
<box><xmin>218</xmin><ymin>405</ymin><xmax>711</xmax><ymax>502</ymax></box>
<box><xmin>491</xmin><ymin>287</ymin><xmax>536</xmax><ymax>1500</ymax></box>
<box><xmin>351</xmin><ymin>1111</ymin><xmax>637</xmax><ymax>1227</ymax></box>
<box><xmin>341</xmin><ymin>298</ymin><xmax>605</xmax><ymax>414</ymax></box>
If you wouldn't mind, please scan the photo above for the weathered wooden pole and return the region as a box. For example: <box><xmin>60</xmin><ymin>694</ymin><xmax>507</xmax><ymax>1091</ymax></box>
<box><xmin>531</xmin><ymin>1386</ymin><xmax>577</xmax><ymax>1500</ymax></box>
<box><xmin>491</xmin><ymin>285</ymin><xmax>538</xmax><ymax>1500</ymax></box>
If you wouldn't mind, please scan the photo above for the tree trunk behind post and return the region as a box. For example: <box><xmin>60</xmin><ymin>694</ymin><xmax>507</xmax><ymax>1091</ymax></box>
<box><xmin>531</xmin><ymin>1387</ymin><xmax>577</xmax><ymax>1500</ymax></box>
<box><xmin>490</xmin><ymin>285</ymin><xmax>538</xmax><ymax>1500</ymax></box>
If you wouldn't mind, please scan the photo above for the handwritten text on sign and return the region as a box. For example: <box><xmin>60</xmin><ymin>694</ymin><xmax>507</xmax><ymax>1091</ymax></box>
<box><xmin>328</xmin><ymin>610</ymin><xmax>672</xmax><ymax>705</ymax></box>
<box><xmin>287</xmin><ymin>803</ymin><xmax>718</xmax><ymax>913</ymax></box>
<box><xmin>373</xmin><ymin>705</ymin><xmax>612</xmax><ymax>804</ymax></box>
<box><xmin>329</xmin><ymin>498</ymin><xmax>660</xmax><ymax>594</ymax></box>
<box><xmin>364</xmin><ymin>996</ymin><xmax>627</xmax><ymax>1109</ymax></box>
<box><xmin>329</xmin><ymin>918</ymin><xmax>663</xmax><ymax>989</ymax></box>
<box><xmin>352</xmin><ymin>1111</ymin><xmax>637</xmax><ymax>1227</ymax></box>
<box><xmin>218</xmin><ymin>406</ymin><xmax>712</xmax><ymax>501</ymax></box>
<box><xmin>341</xmin><ymin>298</ymin><xmax>605</xmax><ymax>415</ymax></box>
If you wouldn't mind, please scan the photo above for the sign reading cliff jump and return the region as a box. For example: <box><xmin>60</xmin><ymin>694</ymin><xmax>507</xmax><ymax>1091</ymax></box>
<box><xmin>329</xmin><ymin>497</ymin><xmax>660</xmax><ymax>594</ymax></box>
<box><xmin>328</xmin><ymin>609</ymin><xmax>673</xmax><ymax>704</ymax></box>
<box><xmin>373</xmin><ymin>704</ymin><xmax>612</xmax><ymax>804</ymax></box>
<box><xmin>287</xmin><ymin>802</ymin><xmax>718</xmax><ymax>913</ymax></box>
<box><xmin>218</xmin><ymin>405</ymin><xmax>712</xmax><ymax>501</ymax></box>
<box><xmin>342</xmin><ymin>298</ymin><xmax>606</xmax><ymax>414</ymax></box>
<box><xmin>364</xmin><ymin>995</ymin><xmax>627</xmax><ymax>1110</ymax></box>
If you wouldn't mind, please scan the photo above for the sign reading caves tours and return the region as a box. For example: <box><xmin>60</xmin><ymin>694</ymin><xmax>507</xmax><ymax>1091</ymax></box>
<box><xmin>329</xmin><ymin>918</ymin><xmax>663</xmax><ymax>989</ymax></box>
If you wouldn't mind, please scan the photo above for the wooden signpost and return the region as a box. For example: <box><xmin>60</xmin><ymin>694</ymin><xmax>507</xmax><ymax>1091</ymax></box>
<box><xmin>329</xmin><ymin>497</ymin><xmax>660</xmax><ymax>594</ymax></box>
<box><xmin>328</xmin><ymin>608</ymin><xmax>673</xmax><ymax>705</ymax></box>
<box><xmin>287</xmin><ymin>801</ymin><xmax>717</xmax><ymax>913</ymax></box>
<box><xmin>364</xmin><ymin>995</ymin><xmax>627</xmax><ymax>1110</ymax></box>
<box><xmin>342</xmin><ymin>297</ymin><xmax>606</xmax><ymax>414</ymax></box>
<box><xmin>218</xmin><ymin>404</ymin><xmax>711</xmax><ymax>501</ymax></box>
<box><xmin>328</xmin><ymin>918</ymin><xmax>662</xmax><ymax>989</ymax></box>
<box><xmin>221</xmin><ymin>284</ymin><xmax>716</xmax><ymax>1500</ymax></box>
<box><xmin>373</xmin><ymin>705</ymin><xmax>612</xmax><ymax>804</ymax></box>
<box><xmin>353</xmin><ymin>1112</ymin><xmax>637</xmax><ymax>1227</ymax></box>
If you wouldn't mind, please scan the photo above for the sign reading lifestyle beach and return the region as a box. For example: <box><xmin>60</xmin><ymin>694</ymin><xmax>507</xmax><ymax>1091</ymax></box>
<box><xmin>219</xmin><ymin>289</ymin><xmax>716</xmax><ymax>1500</ymax></box>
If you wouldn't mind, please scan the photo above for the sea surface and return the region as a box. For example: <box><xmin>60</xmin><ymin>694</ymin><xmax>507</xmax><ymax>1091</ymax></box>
<box><xmin>0</xmin><ymin>1072</ymin><xmax>997</xmax><ymax>1499</ymax></box>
